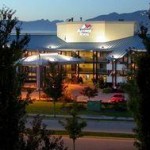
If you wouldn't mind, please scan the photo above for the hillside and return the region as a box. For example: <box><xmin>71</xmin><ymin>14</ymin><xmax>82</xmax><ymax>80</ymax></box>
<box><xmin>19</xmin><ymin>10</ymin><xmax>149</xmax><ymax>32</ymax></box>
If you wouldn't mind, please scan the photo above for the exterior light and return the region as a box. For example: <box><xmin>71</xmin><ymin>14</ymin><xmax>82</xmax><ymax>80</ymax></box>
<box><xmin>48</xmin><ymin>45</ymin><xmax>58</xmax><ymax>49</ymax></box>
<box><xmin>112</xmin><ymin>54</ymin><xmax>120</xmax><ymax>59</ymax></box>
<box><xmin>99</xmin><ymin>45</ymin><xmax>109</xmax><ymax>49</ymax></box>
<box><xmin>49</xmin><ymin>58</ymin><xmax>55</xmax><ymax>61</ymax></box>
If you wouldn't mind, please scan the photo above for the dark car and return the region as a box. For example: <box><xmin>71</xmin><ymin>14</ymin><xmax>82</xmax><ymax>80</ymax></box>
<box><xmin>109</xmin><ymin>94</ymin><xmax>126</xmax><ymax>103</ymax></box>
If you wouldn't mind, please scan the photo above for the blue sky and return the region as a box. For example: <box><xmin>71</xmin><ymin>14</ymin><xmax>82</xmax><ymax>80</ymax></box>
<box><xmin>0</xmin><ymin>0</ymin><xmax>149</xmax><ymax>21</ymax></box>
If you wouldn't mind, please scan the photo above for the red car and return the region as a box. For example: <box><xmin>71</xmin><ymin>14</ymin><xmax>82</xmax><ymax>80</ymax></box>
<box><xmin>109</xmin><ymin>94</ymin><xmax>126</xmax><ymax>103</ymax></box>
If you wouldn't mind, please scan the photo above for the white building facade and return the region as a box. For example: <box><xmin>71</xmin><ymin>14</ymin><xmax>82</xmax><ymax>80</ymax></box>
<box><xmin>19</xmin><ymin>21</ymin><xmax>145</xmax><ymax>88</ymax></box>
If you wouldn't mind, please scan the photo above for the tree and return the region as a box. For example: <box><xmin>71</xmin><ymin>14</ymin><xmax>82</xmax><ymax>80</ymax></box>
<box><xmin>133</xmin><ymin>17</ymin><xmax>150</xmax><ymax>150</ymax></box>
<box><xmin>44</xmin><ymin>63</ymin><xmax>66</xmax><ymax>117</ymax></box>
<box><xmin>135</xmin><ymin>54</ymin><xmax>150</xmax><ymax>150</ymax></box>
<box><xmin>0</xmin><ymin>7</ymin><xmax>30</xmax><ymax>150</ymax></box>
<box><xmin>19</xmin><ymin>115</ymin><xmax>68</xmax><ymax>150</ymax></box>
<box><xmin>80</xmin><ymin>86</ymin><xmax>98</xmax><ymax>101</ymax></box>
<box><xmin>98</xmin><ymin>77</ymin><xmax>104</xmax><ymax>88</ymax></box>
<box><xmin>59</xmin><ymin>102</ymin><xmax>87</xmax><ymax>150</ymax></box>
<box><xmin>125</xmin><ymin>16</ymin><xmax>150</xmax><ymax>149</ymax></box>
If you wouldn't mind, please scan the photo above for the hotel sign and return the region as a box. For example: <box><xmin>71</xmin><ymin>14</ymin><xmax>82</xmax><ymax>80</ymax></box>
<box><xmin>77</xmin><ymin>24</ymin><xmax>92</xmax><ymax>36</ymax></box>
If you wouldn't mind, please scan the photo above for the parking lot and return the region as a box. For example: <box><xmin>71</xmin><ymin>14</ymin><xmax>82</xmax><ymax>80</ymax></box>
<box><xmin>21</xmin><ymin>83</ymin><xmax>128</xmax><ymax>103</ymax></box>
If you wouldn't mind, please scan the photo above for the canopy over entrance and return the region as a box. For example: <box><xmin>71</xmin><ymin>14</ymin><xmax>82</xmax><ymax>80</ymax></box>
<box><xmin>17</xmin><ymin>53</ymin><xmax>84</xmax><ymax>91</ymax></box>
<box><xmin>18</xmin><ymin>53</ymin><xmax>84</xmax><ymax>66</ymax></box>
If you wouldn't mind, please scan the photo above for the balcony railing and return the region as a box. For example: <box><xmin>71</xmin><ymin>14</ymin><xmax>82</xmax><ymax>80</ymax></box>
<box><xmin>107</xmin><ymin>64</ymin><xmax>127</xmax><ymax>71</ymax></box>
<box><xmin>82</xmin><ymin>57</ymin><xmax>108</xmax><ymax>63</ymax></box>
<box><xmin>106</xmin><ymin>76</ymin><xmax>127</xmax><ymax>83</ymax></box>
<box><xmin>98</xmin><ymin>69</ymin><xmax>107</xmax><ymax>74</ymax></box>
<box><xmin>97</xmin><ymin>57</ymin><xmax>108</xmax><ymax>62</ymax></box>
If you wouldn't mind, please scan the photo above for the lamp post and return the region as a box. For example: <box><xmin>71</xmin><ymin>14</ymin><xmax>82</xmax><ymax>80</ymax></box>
<box><xmin>112</xmin><ymin>56</ymin><xmax>117</xmax><ymax>89</ymax></box>
<box><xmin>36</xmin><ymin>52</ymin><xmax>41</xmax><ymax>100</ymax></box>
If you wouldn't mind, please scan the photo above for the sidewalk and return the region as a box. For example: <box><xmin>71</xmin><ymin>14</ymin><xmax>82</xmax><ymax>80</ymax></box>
<box><xmin>27</xmin><ymin>114</ymin><xmax>135</xmax><ymax>134</ymax></box>
<box><xmin>28</xmin><ymin>113</ymin><xmax>134</xmax><ymax>121</ymax></box>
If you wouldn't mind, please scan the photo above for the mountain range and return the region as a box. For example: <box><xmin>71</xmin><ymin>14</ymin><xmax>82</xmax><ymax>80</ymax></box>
<box><xmin>19</xmin><ymin>10</ymin><xmax>150</xmax><ymax>33</ymax></box>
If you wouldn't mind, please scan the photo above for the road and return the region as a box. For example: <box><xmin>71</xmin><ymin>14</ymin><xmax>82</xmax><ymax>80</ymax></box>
<box><xmin>27</xmin><ymin>117</ymin><xmax>135</xmax><ymax>134</ymax></box>
<box><xmin>26</xmin><ymin>117</ymin><xmax>136</xmax><ymax>150</ymax></box>
<box><xmin>62</xmin><ymin>136</ymin><xmax>136</xmax><ymax>150</ymax></box>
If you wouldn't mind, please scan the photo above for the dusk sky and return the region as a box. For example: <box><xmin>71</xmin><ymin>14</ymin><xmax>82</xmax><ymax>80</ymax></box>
<box><xmin>0</xmin><ymin>0</ymin><xmax>149</xmax><ymax>21</ymax></box>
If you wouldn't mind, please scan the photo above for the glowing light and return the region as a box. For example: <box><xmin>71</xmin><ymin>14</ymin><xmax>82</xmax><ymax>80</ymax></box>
<box><xmin>65</xmin><ymin>37</ymin><xmax>74</xmax><ymax>43</ymax></box>
<box><xmin>112</xmin><ymin>54</ymin><xmax>120</xmax><ymax>59</ymax></box>
<box><xmin>61</xmin><ymin>55</ymin><xmax>71</xmax><ymax>61</ymax></box>
<box><xmin>99</xmin><ymin>45</ymin><xmax>109</xmax><ymax>49</ymax></box>
<box><xmin>49</xmin><ymin>58</ymin><xmax>55</xmax><ymax>61</ymax></box>
<box><xmin>25</xmin><ymin>55</ymin><xmax>38</xmax><ymax>62</ymax></box>
<box><xmin>96</xmin><ymin>35</ymin><xmax>107</xmax><ymax>42</ymax></box>
<box><xmin>48</xmin><ymin>45</ymin><xmax>58</xmax><ymax>49</ymax></box>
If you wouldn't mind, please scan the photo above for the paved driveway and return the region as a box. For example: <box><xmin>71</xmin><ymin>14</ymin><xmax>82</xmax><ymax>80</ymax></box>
<box><xmin>22</xmin><ymin>83</ymin><xmax>128</xmax><ymax>102</ymax></box>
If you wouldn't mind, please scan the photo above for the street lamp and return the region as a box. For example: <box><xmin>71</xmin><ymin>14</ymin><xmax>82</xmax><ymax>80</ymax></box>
<box><xmin>111</xmin><ymin>55</ymin><xmax>117</xmax><ymax>89</ymax></box>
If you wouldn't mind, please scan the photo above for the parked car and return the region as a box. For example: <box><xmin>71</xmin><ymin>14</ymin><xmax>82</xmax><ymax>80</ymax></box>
<box><xmin>109</xmin><ymin>94</ymin><xmax>126</xmax><ymax>103</ymax></box>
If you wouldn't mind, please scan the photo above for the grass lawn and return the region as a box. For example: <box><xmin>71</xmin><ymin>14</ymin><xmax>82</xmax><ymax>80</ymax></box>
<box><xmin>52</xmin><ymin>130</ymin><xmax>135</xmax><ymax>138</ymax></box>
<box><xmin>26</xmin><ymin>101</ymin><xmax>132</xmax><ymax>118</ymax></box>
<box><xmin>27</xmin><ymin>101</ymin><xmax>64</xmax><ymax>115</ymax></box>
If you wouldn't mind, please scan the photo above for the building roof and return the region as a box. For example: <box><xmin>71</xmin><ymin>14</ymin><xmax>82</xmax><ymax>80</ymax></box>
<box><xmin>18</xmin><ymin>53</ymin><xmax>84</xmax><ymax>66</ymax></box>
<box><xmin>11</xmin><ymin>33</ymin><xmax>146</xmax><ymax>59</ymax></box>
<box><xmin>106</xmin><ymin>35</ymin><xmax>146</xmax><ymax>60</ymax></box>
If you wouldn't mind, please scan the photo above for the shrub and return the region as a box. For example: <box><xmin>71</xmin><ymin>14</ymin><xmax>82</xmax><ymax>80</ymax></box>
<box><xmin>103</xmin><ymin>87</ymin><xmax>112</xmax><ymax>93</ymax></box>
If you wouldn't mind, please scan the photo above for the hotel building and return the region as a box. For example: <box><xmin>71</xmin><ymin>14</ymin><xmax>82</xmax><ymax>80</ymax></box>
<box><xmin>21</xmin><ymin>21</ymin><xmax>146</xmax><ymax>88</ymax></box>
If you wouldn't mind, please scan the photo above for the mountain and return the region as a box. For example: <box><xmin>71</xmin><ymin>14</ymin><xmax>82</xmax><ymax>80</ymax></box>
<box><xmin>19</xmin><ymin>19</ymin><xmax>63</xmax><ymax>33</ymax></box>
<box><xmin>87</xmin><ymin>10</ymin><xmax>150</xmax><ymax>28</ymax></box>
<box><xmin>19</xmin><ymin>10</ymin><xmax>149</xmax><ymax>32</ymax></box>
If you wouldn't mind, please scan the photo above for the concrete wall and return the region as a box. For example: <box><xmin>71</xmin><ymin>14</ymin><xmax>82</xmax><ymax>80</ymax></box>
<box><xmin>105</xmin><ymin>22</ymin><xmax>135</xmax><ymax>41</ymax></box>
<box><xmin>57</xmin><ymin>21</ymin><xmax>136</xmax><ymax>43</ymax></box>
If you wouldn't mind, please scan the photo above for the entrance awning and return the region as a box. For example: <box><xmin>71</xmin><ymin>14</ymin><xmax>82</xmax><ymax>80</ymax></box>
<box><xmin>17</xmin><ymin>53</ymin><xmax>84</xmax><ymax>66</ymax></box>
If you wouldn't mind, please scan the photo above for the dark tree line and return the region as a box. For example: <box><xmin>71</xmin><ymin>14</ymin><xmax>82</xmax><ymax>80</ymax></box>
<box><xmin>0</xmin><ymin>7</ymin><xmax>67</xmax><ymax>150</ymax></box>
<box><xmin>0</xmin><ymin>7</ymin><xmax>30</xmax><ymax>150</ymax></box>
<box><xmin>125</xmin><ymin>15</ymin><xmax>150</xmax><ymax>150</ymax></box>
